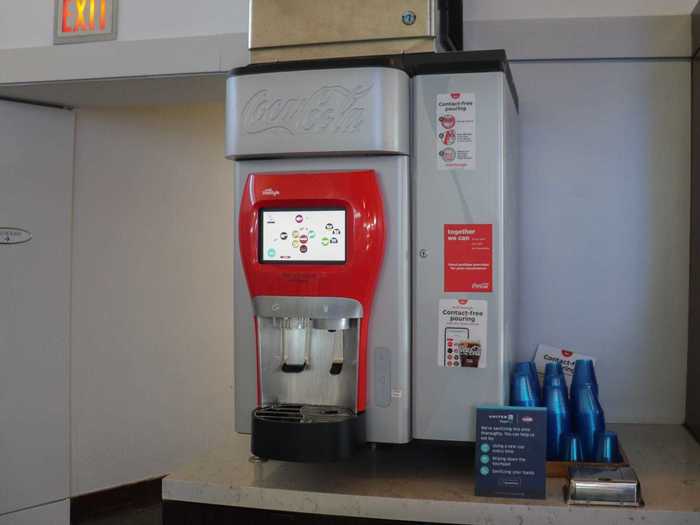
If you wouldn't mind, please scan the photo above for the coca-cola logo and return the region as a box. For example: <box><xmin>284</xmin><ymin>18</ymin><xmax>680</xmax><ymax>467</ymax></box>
<box><xmin>241</xmin><ymin>84</ymin><xmax>373</xmax><ymax>135</ymax></box>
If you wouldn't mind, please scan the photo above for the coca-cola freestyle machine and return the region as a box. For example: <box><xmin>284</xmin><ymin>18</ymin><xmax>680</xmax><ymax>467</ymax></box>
<box><xmin>228</xmin><ymin>52</ymin><xmax>519</xmax><ymax>461</ymax></box>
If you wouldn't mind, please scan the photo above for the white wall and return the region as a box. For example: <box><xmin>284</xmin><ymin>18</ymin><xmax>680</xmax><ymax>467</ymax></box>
<box><xmin>463</xmin><ymin>0</ymin><xmax>697</xmax><ymax>20</ymax></box>
<box><xmin>512</xmin><ymin>60</ymin><xmax>691</xmax><ymax>424</ymax></box>
<box><xmin>0</xmin><ymin>0</ymin><xmax>694</xmax><ymax>51</ymax></box>
<box><xmin>0</xmin><ymin>0</ymin><xmax>248</xmax><ymax>50</ymax></box>
<box><xmin>70</xmin><ymin>103</ymin><xmax>234</xmax><ymax>495</ymax></box>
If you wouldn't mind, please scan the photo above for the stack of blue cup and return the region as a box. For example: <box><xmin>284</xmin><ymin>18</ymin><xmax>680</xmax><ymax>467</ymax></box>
<box><xmin>543</xmin><ymin>362</ymin><xmax>571</xmax><ymax>460</ymax></box>
<box><xmin>571</xmin><ymin>360</ymin><xmax>605</xmax><ymax>461</ymax></box>
<box><xmin>509</xmin><ymin>358</ymin><xmax>619</xmax><ymax>463</ymax></box>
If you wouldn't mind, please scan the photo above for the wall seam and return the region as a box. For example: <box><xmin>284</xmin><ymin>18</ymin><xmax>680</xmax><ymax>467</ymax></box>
<box><xmin>67</xmin><ymin>109</ymin><xmax>79</xmax><ymax>499</ymax></box>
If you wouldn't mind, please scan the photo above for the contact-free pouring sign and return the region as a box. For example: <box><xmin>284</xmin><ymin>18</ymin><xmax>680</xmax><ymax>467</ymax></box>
<box><xmin>438</xmin><ymin>298</ymin><xmax>487</xmax><ymax>369</ymax></box>
<box><xmin>55</xmin><ymin>0</ymin><xmax>118</xmax><ymax>44</ymax></box>
<box><xmin>436</xmin><ymin>92</ymin><xmax>476</xmax><ymax>170</ymax></box>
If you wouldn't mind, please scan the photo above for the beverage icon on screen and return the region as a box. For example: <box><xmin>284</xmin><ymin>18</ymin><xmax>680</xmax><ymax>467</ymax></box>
<box><xmin>267</xmin><ymin>248</ymin><xmax>276</xmax><ymax>258</ymax></box>
<box><xmin>292</xmin><ymin>230</ymin><xmax>300</xmax><ymax>239</ymax></box>
<box><xmin>321</xmin><ymin>237</ymin><xmax>330</xmax><ymax>246</ymax></box>
<box><xmin>325</xmin><ymin>223</ymin><xmax>333</xmax><ymax>230</ymax></box>
<box><xmin>292</xmin><ymin>240</ymin><xmax>300</xmax><ymax>248</ymax></box>
<box><xmin>300</xmin><ymin>245</ymin><xmax>308</xmax><ymax>254</ymax></box>
<box><xmin>308</xmin><ymin>230</ymin><xmax>316</xmax><ymax>239</ymax></box>
<box><xmin>330</xmin><ymin>237</ymin><xmax>338</xmax><ymax>244</ymax></box>
<box><xmin>332</xmin><ymin>229</ymin><xmax>341</xmax><ymax>236</ymax></box>
<box><xmin>300</xmin><ymin>235</ymin><xmax>308</xmax><ymax>244</ymax></box>
<box><xmin>295</xmin><ymin>214</ymin><xmax>303</xmax><ymax>223</ymax></box>
<box><xmin>280</xmin><ymin>232</ymin><xmax>288</xmax><ymax>240</ymax></box>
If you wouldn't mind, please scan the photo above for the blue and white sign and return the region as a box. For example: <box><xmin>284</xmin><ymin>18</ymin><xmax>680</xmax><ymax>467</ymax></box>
<box><xmin>475</xmin><ymin>405</ymin><xmax>547</xmax><ymax>500</ymax></box>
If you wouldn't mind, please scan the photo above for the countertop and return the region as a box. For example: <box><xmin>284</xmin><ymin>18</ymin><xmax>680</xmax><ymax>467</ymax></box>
<box><xmin>163</xmin><ymin>424</ymin><xmax>700</xmax><ymax>524</ymax></box>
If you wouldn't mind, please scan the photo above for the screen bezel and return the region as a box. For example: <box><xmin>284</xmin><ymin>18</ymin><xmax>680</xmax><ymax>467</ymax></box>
<box><xmin>258</xmin><ymin>207</ymin><xmax>348</xmax><ymax>265</ymax></box>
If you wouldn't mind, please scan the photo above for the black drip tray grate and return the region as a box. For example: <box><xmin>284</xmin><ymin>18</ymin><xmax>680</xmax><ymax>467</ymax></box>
<box><xmin>254</xmin><ymin>404</ymin><xmax>354</xmax><ymax>424</ymax></box>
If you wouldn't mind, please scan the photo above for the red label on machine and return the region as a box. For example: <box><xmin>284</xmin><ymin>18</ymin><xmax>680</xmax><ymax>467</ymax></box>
<box><xmin>444</xmin><ymin>224</ymin><xmax>493</xmax><ymax>293</ymax></box>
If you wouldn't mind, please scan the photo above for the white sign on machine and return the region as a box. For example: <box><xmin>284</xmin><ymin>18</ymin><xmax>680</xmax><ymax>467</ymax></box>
<box><xmin>436</xmin><ymin>92</ymin><xmax>476</xmax><ymax>171</ymax></box>
<box><xmin>438</xmin><ymin>298</ymin><xmax>487</xmax><ymax>368</ymax></box>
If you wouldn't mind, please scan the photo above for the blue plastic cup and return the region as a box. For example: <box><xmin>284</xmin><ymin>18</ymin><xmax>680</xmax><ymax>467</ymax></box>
<box><xmin>573</xmin><ymin>383</ymin><xmax>605</xmax><ymax>461</ymax></box>
<box><xmin>528</xmin><ymin>361</ymin><xmax>543</xmax><ymax>404</ymax></box>
<box><xmin>561</xmin><ymin>433</ymin><xmax>585</xmax><ymax>462</ymax></box>
<box><xmin>545</xmin><ymin>361</ymin><xmax>565</xmax><ymax>380</ymax></box>
<box><xmin>510</xmin><ymin>371</ymin><xmax>538</xmax><ymax>407</ymax></box>
<box><xmin>572</xmin><ymin>360</ymin><xmax>598</xmax><ymax>396</ymax></box>
<box><xmin>545</xmin><ymin>384</ymin><xmax>571</xmax><ymax>460</ymax></box>
<box><xmin>544</xmin><ymin>368</ymin><xmax>569</xmax><ymax>405</ymax></box>
<box><xmin>594</xmin><ymin>431</ymin><xmax>621</xmax><ymax>463</ymax></box>
<box><xmin>513</xmin><ymin>362</ymin><xmax>542</xmax><ymax>406</ymax></box>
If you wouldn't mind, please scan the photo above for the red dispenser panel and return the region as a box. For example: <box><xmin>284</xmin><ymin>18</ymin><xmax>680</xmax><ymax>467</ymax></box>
<box><xmin>239</xmin><ymin>170</ymin><xmax>385</xmax><ymax>412</ymax></box>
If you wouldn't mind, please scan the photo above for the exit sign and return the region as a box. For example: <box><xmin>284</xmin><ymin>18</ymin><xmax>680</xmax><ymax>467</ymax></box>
<box><xmin>54</xmin><ymin>0</ymin><xmax>118</xmax><ymax>44</ymax></box>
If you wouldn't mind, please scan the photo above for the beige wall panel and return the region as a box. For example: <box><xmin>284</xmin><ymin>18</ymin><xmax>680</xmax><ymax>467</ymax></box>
<box><xmin>70</xmin><ymin>103</ymin><xmax>234</xmax><ymax>495</ymax></box>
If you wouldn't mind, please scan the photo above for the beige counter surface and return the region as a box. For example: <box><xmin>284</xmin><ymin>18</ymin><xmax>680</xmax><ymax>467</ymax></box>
<box><xmin>163</xmin><ymin>424</ymin><xmax>700</xmax><ymax>524</ymax></box>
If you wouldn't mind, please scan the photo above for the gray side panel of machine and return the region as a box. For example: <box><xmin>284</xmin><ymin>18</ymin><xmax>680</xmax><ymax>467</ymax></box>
<box><xmin>503</xmin><ymin>74</ymin><xmax>519</xmax><ymax>405</ymax></box>
<box><xmin>234</xmin><ymin>156</ymin><xmax>411</xmax><ymax>444</ymax></box>
<box><xmin>411</xmin><ymin>72</ymin><xmax>515</xmax><ymax>441</ymax></box>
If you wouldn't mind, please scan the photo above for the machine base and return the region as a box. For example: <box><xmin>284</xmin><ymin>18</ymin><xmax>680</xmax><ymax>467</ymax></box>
<box><xmin>251</xmin><ymin>405</ymin><xmax>366</xmax><ymax>462</ymax></box>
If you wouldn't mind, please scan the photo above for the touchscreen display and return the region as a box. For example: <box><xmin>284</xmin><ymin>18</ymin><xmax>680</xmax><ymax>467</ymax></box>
<box><xmin>260</xmin><ymin>209</ymin><xmax>346</xmax><ymax>263</ymax></box>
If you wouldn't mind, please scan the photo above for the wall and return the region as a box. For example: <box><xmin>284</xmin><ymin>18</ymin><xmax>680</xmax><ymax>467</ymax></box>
<box><xmin>459</xmin><ymin>9</ymin><xmax>692</xmax><ymax>424</ymax></box>
<box><xmin>687</xmin><ymin>2</ymin><xmax>700</xmax><ymax>439</ymax></box>
<box><xmin>70</xmin><ymin>103</ymin><xmax>234</xmax><ymax>495</ymax></box>
<box><xmin>462</xmin><ymin>0</ymin><xmax>697</xmax><ymax>20</ymax></box>
<box><xmin>0</xmin><ymin>0</ymin><xmax>248</xmax><ymax>50</ymax></box>
<box><xmin>0</xmin><ymin>0</ymin><xmax>695</xmax><ymax>85</ymax></box>
<box><xmin>512</xmin><ymin>60</ymin><xmax>690</xmax><ymax>423</ymax></box>
<box><xmin>0</xmin><ymin>0</ymin><xmax>692</xmax><ymax>50</ymax></box>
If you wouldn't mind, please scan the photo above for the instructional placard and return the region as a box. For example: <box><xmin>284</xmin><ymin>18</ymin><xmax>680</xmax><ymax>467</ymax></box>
<box><xmin>436</xmin><ymin>92</ymin><xmax>476</xmax><ymax>170</ymax></box>
<box><xmin>444</xmin><ymin>224</ymin><xmax>493</xmax><ymax>293</ymax></box>
<box><xmin>438</xmin><ymin>299</ymin><xmax>487</xmax><ymax>368</ymax></box>
<box><xmin>475</xmin><ymin>406</ymin><xmax>547</xmax><ymax>500</ymax></box>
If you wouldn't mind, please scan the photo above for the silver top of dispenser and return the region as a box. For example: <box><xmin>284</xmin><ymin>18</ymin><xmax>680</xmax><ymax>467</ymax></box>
<box><xmin>226</xmin><ymin>67</ymin><xmax>410</xmax><ymax>159</ymax></box>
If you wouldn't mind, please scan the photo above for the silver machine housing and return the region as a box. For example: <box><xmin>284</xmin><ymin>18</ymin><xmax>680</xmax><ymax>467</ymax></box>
<box><xmin>228</xmin><ymin>58</ymin><xmax>518</xmax><ymax>444</ymax></box>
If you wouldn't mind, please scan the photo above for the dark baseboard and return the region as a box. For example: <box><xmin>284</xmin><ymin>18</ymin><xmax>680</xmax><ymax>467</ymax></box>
<box><xmin>70</xmin><ymin>478</ymin><xmax>163</xmax><ymax>523</ymax></box>
<box><xmin>163</xmin><ymin>501</ymin><xmax>428</xmax><ymax>525</ymax></box>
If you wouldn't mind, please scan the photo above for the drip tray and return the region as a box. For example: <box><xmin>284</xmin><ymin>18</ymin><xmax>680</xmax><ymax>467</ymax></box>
<box><xmin>254</xmin><ymin>404</ymin><xmax>355</xmax><ymax>424</ymax></box>
<box><xmin>251</xmin><ymin>404</ymin><xmax>366</xmax><ymax>462</ymax></box>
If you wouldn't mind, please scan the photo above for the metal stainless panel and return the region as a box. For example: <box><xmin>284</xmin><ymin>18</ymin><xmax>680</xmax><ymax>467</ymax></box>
<box><xmin>234</xmin><ymin>156</ymin><xmax>410</xmax><ymax>444</ymax></box>
<box><xmin>226</xmin><ymin>68</ymin><xmax>410</xmax><ymax>159</ymax></box>
<box><xmin>250</xmin><ymin>40</ymin><xmax>436</xmax><ymax>64</ymax></box>
<box><xmin>254</xmin><ymin>296</ymin><xmax>363</xmax><ymax>320</ymax></box>
<box><xmin>411</xmin><ymin>72</ymin><xmax>517</xmax><ymax>441</ymax></box>
<box><xmin>567</xmin><ymin>467</ymin><xmax>642</xmax><ymax>507</ymax></box>
<box><xmin>258</xmin><ymin>317</ymin><xmax>359</xmax><ymax>409</ymax></box>
<box><xmin>249</xmin><ymin>0</ymin><xmax>435</xmax><ymax>50</ymax></box>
